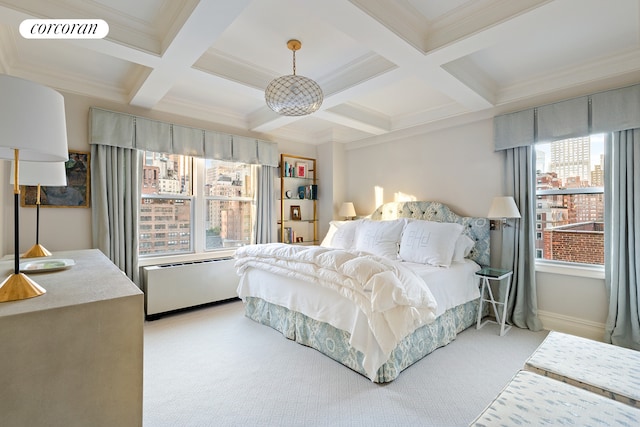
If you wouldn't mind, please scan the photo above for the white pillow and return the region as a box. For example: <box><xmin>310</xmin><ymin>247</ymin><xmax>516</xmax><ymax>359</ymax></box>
<box><xmin>399</xmin><ymin>220</ymin><xmax>464</xmax><ymax>267</ymax></box>
<box><xmin>452</xmin><ymin>234</ymin><xmax>475</xmax><ymax>262</ymax></box>
<box><xmin>321</xmin><ymin>220</ymin><xmax>361</xmax><ymax>249</ymax></box>
<box><xmin>353</xmin><ymin>219</ymin><xmax>405</xmax><ymax>260</ymax></box>
<box><xmin>320</xmin><ymin>220</ymin><xmax>346</xmax><ymax>247</ymax></box>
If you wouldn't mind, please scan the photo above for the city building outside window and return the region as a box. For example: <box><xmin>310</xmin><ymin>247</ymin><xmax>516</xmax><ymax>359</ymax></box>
<box><xmin>534</xmin><ymin>135</ymin><xmax>605</xmax><ymax>266</ymax></box>
<box><xmin>203</xmin><ymin>159</ymin><xmax>254</xmax><ymax>250</ymax></box>
<box><xmin>140</xmin><ymin>152</ymin><xmax>193</xmax><ymax>256</ymax></box>
<box><xmin>139</xmin><ymin>152</ymin><xmax>256</xmax><ymax>257</ymax></box>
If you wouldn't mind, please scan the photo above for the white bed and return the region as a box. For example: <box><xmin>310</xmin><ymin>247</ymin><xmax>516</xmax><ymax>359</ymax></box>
<box><xmin>235</xmin><ymin>201</ymin><xmax>490</xmax><ymax>382</ymax></box>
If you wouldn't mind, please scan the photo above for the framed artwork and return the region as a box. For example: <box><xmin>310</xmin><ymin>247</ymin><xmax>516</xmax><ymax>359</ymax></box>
<box><xmin>290</xmin><ymin>205</ymin><xmax>301</xmax><ymax>220</ymax></box>
<box><xmin>295</xmin><ymin>162</ymin><xmax>306</xmax><ymax>178</ymax></box>
<box><xmin>21</xmin><ymin>151</ymin><xmax>90</xmax><ymax>208</ymax></box>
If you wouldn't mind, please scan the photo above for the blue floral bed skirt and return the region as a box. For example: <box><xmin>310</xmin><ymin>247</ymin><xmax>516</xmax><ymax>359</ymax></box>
<box><xmin>243</xmin><ymin>297</ymin><xmax>480</xmax><ymax>383</ymax></box>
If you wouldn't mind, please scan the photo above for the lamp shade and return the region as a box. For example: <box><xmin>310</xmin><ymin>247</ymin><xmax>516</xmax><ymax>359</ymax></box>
<box><xmin>10</xmin><ymin>161</ymin><xmax>67</xmax><ymax>186</ymax></box>
<box><xmin>0</xmin><ymin>74</ymin><xmax>68</xmax><ymax>162</ymax></box>
<box><xmin>265</xmin><ymin>39</ymin><xmax>323</xmax><ymax>117</ymax></box>
<box><xmin>265</xmin><ymin>74</ymin><xmax>323</xmax><ymax>116</ymax></box>
<box><xmin>339</xmin><ymin>202</ymin><xmax>356</xmax><ymax>218</ymax></box>
<box><xmin>487</xmin><ymin>196</ymin><xmax>521</xmax><ymax>219</ymax></box>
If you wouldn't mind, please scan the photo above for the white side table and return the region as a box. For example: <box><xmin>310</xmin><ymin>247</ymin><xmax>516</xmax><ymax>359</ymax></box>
<box><xmin>475</xmin><ymin>267</ymin><xmax>513</xmax><ymax>336</ymax></box>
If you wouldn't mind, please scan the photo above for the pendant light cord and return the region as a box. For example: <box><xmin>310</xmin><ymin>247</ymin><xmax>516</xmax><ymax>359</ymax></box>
<box><xmin>292</xmin><ymin>50</ymin><xmax>297</xmax><ymax>76</ymax></box>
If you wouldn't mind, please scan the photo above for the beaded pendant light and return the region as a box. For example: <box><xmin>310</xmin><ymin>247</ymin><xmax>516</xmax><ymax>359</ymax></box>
<box><xmin>265</xmin><ymin>39</ymin><xmax>323</xmax><ymax>116</ymax></box>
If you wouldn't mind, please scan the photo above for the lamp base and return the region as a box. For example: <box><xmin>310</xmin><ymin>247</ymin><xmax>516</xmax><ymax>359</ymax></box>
<box><xmin>23</xmin><ymin>243</ymin><xmax>52</xmax><ymax>258</ymax></box>
<box><xmin>0</xmin><ymin>273</ymin><xmax>46</xmax><ymax>302</ymax></box>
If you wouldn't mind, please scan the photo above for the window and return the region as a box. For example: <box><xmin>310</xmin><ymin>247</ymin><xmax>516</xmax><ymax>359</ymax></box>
<box><xmin>534</xmin><ymin>135</ymin><xmax>605</xmax><ymax>265</ymax></box>
<box><xmin>140</xmin><ymin>152</ymin><xmax>193</xmax><ymax>256</ymax></box>
<box><xmin>139</xmin><ymin>152</ymin><xmax>256</xmax><ymax>257</ymax></box>
<box><xmin>203</xmin><ymin>159</ymin><xmax>254</xmax><ymax>250</ymax></box>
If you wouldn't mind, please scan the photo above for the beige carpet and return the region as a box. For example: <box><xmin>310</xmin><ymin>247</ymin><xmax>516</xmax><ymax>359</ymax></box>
<box><xmin>143</xmin><ymin>300</ymin><xmax>547</xmax><ymax>427</ymax></box>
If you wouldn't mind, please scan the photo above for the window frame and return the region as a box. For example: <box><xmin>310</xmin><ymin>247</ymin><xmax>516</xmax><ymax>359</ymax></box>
<box><xmin>533</xmin><ymin>135</ymin><xmax>606</xmax><ymax>273</ymax></box>
<box><xmin>139</xmin><ymin>155</ymin><xmax>257</xmax><ymax>263</ymax></box>
<box><xmin>202</xmin><ymin>159</ymin><xmax>256</xmax><ymax>251</ymax></box>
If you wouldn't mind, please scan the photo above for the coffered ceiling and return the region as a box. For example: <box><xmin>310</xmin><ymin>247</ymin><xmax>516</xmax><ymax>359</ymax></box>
<box><xmin>0</xmin><ymin>0</ymin><xmax>639</xmax><ymax>146</ymax></box>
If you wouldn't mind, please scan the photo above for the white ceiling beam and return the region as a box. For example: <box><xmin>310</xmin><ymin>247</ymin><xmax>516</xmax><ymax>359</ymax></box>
<box><xmin>129</xmin><ymin>0</ymin><xmax>252</xmax><ymax>108</ymax></box>
<box><xmin>298</xmin><ymin>0</ymin><xmax>556</xmax><ymax>113</ymax></box>
<box><xmin>67</xmin><ymin>38</ymin><xmax>163</xmax><ymax>69</ymax></box>
<box><xmin>297</xmin><ymin>0</ymin><xmax>489</xmax><ymax>112</ymax></box>
<box><xmin>424</xmin><ymin>0</ymin><xmax>553</xmax><ymax>53</ymax></box>
<box><xmin>296</xmin><ymin>0</ymin><xmax>425</xmax><ymax>65</ymax></box>
<box><xmin>248</xmin><ymin>106</ymin><xmax>302</xmax><ymax>133</ymax></box>
<box><xmin>318</xmin><ymin>104</ymin><xmax>390</xmax><ymax>135</ymax></box>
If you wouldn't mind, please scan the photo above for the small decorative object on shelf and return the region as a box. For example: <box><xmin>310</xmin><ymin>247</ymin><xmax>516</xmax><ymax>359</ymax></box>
<box><xmin>305</xmin><ymin>184</ymin><xmax>317</xmax><ymax>200</ymax></box>
<box><xmin>290</xmin><ymin>205</ymin><xmax>301</xmax><ymax>220</ymax></box>
<box><xmin>295</xmin><ymin>162</ymin><xmax>306</xmax><ymax>178</ymax></box>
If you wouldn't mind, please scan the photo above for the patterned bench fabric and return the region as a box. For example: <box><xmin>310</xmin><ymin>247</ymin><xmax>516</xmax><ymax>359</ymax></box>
<box><xmin>244</xmin><ymin>297</ymin><xmax>479</xmax><ymax>383</ymax></box>
<box><xmin>470</xmin><ymin>370</ymin><xmax>640</xmax><ymax>426</ymax></box>
<box><xmin>524</xmin><ymin>331</ymin><xmax>640</xmax><ymax>408</ymax></box>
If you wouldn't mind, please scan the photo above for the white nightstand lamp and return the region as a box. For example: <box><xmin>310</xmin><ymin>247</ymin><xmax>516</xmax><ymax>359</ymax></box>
<box><xmin>339</xmin><ymin>202</ymin><xmax>356</xmax><ymax>220</ymax></box>
<box><xmin>487</xmin><ymin>196</ymin><xmax>521</xmax><ymax>229</ymax></box>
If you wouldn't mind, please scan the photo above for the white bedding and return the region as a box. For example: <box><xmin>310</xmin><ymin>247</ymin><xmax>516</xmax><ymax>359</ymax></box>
<box><xmin>404</xmin><ymin>260</ymin><xmax>481</xmax><ymax>317</ymax></box>
<box><xmin>235</xmin><ymin>244</ymin><xmax>438</xmax><ymax>355</ymax></box>
<box><xmin>236</xmin><ymin>245</ymin><xmax>480</xmax><ymax>380</ymax></box>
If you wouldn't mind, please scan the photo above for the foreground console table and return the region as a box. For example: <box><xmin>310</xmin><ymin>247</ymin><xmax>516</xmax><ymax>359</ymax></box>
<box><xmin>0</xmin><ymin>249</ymin><xmax>143</xmax><ymax>427</ymax></box>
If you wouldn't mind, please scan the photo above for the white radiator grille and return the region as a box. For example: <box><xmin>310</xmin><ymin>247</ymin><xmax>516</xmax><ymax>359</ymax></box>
<box><xmin>143</xmin><ymin>257</ymin><xmax>238</xmax><ymax>317</ymax></box>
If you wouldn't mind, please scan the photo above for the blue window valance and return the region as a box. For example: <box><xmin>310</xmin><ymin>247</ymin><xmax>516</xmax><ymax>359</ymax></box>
<box><xmin>494</xmin><ymin>83</ymin><xmax>640</xmax><ymax>150</ymax></box>
<box><xmin>89</xmin><ymin>107</ymin><xmax>278</xmax><ymax>166</ymax></box>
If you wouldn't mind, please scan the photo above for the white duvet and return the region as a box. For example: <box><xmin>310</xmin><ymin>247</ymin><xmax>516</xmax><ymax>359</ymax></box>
<box><xmin>235</xmin><ymin>243</ymin><xmax>438</xmax><ymax>359</ymax></box>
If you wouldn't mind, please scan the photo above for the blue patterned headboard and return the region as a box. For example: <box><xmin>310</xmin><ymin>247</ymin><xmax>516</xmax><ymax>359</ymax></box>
<box><xmin>370</xmin><ymin>201</ymin><xmax>490</xmax><ymax>267</ymax></box>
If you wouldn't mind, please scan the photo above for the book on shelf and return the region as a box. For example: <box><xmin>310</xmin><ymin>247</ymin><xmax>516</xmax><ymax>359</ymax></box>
<box><xmin>306</xmin><ymin>184</ymin><xmax>317</xmax><ymax>200</ymax></box>
<box><xmin>282</xmin><ymin>227</ymin><xmax>293</xmax><ymax>244</ymax></box>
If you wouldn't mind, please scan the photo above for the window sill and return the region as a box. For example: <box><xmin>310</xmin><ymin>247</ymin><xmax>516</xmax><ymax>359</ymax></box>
<box><xmin>535</xmin><ymin>261</ymin><xmax>605</xmax><ymax>280</ymax></box>
<box><xmin>138</xmin><ymin>249</ymin><xmax>237</xmax><ymax>268</ymax></box>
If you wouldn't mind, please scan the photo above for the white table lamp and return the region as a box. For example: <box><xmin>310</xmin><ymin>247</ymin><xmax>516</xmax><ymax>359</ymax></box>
<box><xmin>488</xmin><ymin>196</ymin><xmax>521</xmax><ymax>229</ymax></box>
<box><xmin>339</xmin><ymin>202</ymin><xmax>356</xmax><ymax>220</ymax></box>
<box><xmin>0</xmin><ymin>74</ymin><xmax>69</xmax><ymax>302</ymax></box>
<box><xmin>10</xmin><ymin>161</ymin><xmax>68</xmax><ymax>258</ymax></box>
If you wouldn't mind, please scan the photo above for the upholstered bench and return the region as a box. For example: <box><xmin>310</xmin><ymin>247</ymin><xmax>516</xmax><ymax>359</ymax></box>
<box><xmin>469</xmin><ymin>370</ymin><xmax>640</xmax><ymax>426</ymax></box>
<box><xmin>523</xmin><ymin>331</ymin><xmax>640</xmax><ymax>408</ymax></box>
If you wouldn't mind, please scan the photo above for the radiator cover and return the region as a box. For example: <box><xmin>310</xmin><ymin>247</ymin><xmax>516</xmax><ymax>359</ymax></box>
<box><xmin>143</xmin><ymin>257</ymin><xmax>239</xmax><ymax>317</ymax></box>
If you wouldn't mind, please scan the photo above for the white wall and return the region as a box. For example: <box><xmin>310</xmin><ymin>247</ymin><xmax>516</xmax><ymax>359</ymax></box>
<box><xmin>344</xmin><ymin>117</ymin><xmax>607</xmax><ymax>339</ymax></box>
<box><xmin>346</xmin><ymin>119</ymin><xmax>504</xmax><ymax>217</ymax></box>
<box><xmin>316</xmin><ymin>141</ymin><xmax>347</xmax><ymax>238</ymax></box>
<box><xmin>537</xmin><ymin>271</ymin><xmax>607</xmax><ymax>340</ymax></box>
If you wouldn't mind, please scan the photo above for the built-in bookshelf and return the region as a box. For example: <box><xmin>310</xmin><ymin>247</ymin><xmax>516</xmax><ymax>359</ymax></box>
<box><xmin>278</xmin><ymin>153</ymin><xmax>317</xmax><ymax>245</ymax></box>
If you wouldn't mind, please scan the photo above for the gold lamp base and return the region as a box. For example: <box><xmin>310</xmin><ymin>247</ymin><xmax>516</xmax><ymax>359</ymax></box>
<box><xmin>23</xmin><ymin>243</ymin><xmax>52</xmax><ymax>258</ymax></box>
<box><xmin>0</xmin><ymin>273</ymin><xmax>46</xmax><ymax>302</ymax></box>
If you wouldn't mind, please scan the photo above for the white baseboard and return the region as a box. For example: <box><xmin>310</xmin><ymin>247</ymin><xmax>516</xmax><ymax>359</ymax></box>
<box><xmin>538</xmin><ymin>310</ymin><xmax>606</xmax><ymax>342</ymax></box>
